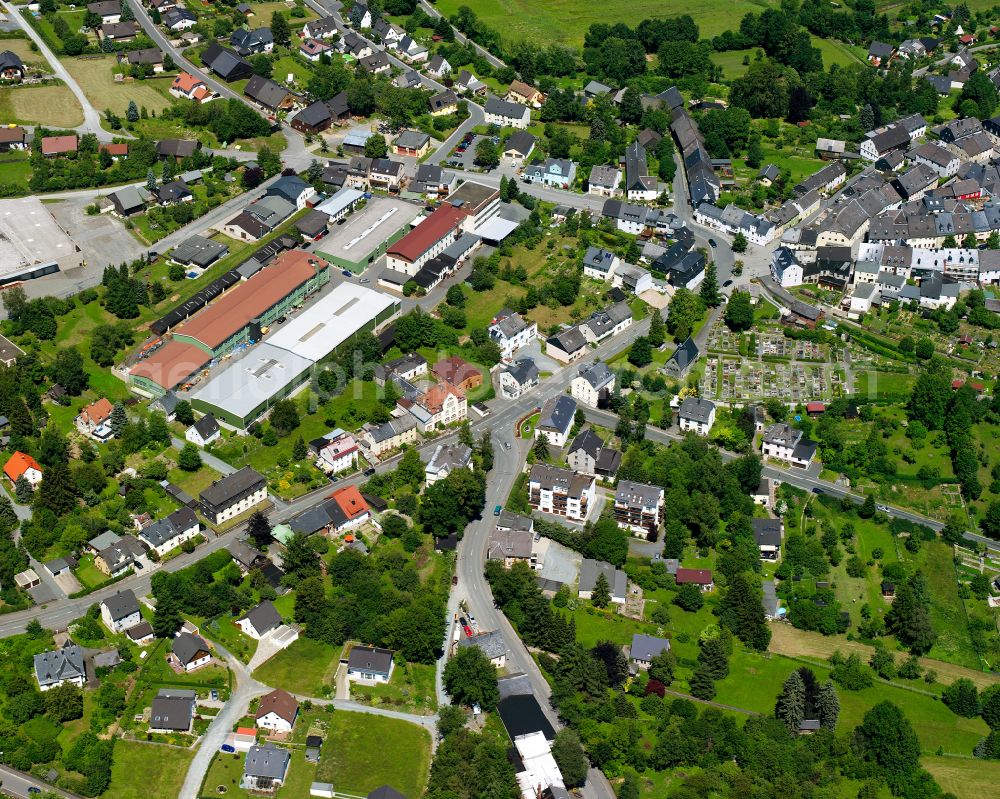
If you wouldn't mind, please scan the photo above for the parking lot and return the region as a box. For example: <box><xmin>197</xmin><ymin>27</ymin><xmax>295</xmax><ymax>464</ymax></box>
<box><xmin>443</xmin><ymin>133</ymin><xmax>499</xmax><ymax>172</ymax></box>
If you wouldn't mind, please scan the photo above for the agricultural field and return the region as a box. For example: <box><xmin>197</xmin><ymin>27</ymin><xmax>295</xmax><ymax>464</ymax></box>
<box><xmin>434</xmin><ymin>0</ymin><xmax>781</xmax><ymax>45</ymax></box>
<box><xmin>63</xmin><ymin>56</ymin><xmax>175</xmax><ymax>114</ymax></box>
<box><xmin>0</xmin><ymin>83</ymin><xmax>83</xmax><ymax>127</ymax></box>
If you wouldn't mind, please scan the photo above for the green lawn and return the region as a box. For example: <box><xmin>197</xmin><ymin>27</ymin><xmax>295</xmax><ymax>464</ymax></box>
<box><xmin>0</xmin><ymin>150</ymin><xmax>32</xmax><ymax>190</ymax></box>
<box><xmin>811</xmin><ymin>35</ymin><xmax>865</xmax><ymax>68</ymax></box>
<box><xmin>712</xmin><ymin>649</ymin><xmax>988</xmax><ymax>755</ymax></box>
<box><xmin>201</xmin><ymin>615</ymin><xmax>258</xmax><ymax>664</ymax></box>
<box><xmin>167</xmin><ymin>464</ymin><xmax>224</xmax><ymax>498</ymax></box>
<box><xmin>252</xmin><ymin>637</ymin><xmax>340</xmax><ymax>696</ymax></box>
<box><xmin>350</xmin><ymin>661</ymin><xmax>437</xmax><ymax>715</ymax></box>
<box><xmin>74</xmin><ymin>553</ymin><xmax>110</xmax><ymax>589</ymax></box>
<box><xmin>107</xmin><ymin>740</ymin><xmax>194</xmax><ymax>799</ymax></box>
<box><xmin>201</xmin><ymin>751</ymin><xmax>251</xmax><ymax>799</ymax></box>
<box><xmin>315</xmin><ymin>710</ymin><xmax>431</xmax><ymax>798</ymax></box>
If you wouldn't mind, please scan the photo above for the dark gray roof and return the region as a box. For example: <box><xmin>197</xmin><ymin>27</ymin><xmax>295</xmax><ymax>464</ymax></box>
<box><xmin>666</xmin><ymin>337</ymin><xmax>699</xmax><ymax>371</ymax></box>
<box><xmin>201</xmin><ymin>467</ymin><xmax>265</xmax><ymax>508</ymax></box>
<box><xmin>348</xmin><ymin>645</ymin><xmax>393</xmax><ymax>674</ymax></box>
<box><xmin>497</xmin><ymin>509</ymin><xmax>533</xmax><ymax>532</ymax></box>
<box><xmin>538</xmin><ymin>394</ymin><xmax>576</xmax><ymax>435</ymax></box>
<box><xmin>577</xmin><ymin>361</ymin><xmax>613</xmax><ymax>390</ymax></box>
<box><xmin>34</xmin><ymin>643</ymin><xmax>85</xmax><ymax>687</ymax></box>
<box><xmin>569</xmin><ymin>428</ymin><xmax>603</xmax><ymax>459</ymax></box>
<box><xmin>244</xmin><ymin>744</ymin><xmax>290</xmax><ymax>780</ymax></box>
<box><xmin>503</xmin><ymin>357</ymin><xmax>538</xmax><ymax>386</ymax></box>
<box><xmin>457</xmin><ymin>630</ymin><xmax>507</xmax><ymax>659</ymax></box>
<box><xmin>503</xmin><ymin>130</ymin><xmax>536</xmax><ymax>156</ymax></box>
<box><xmin>150</xmin><ymin>695</ymin><xmax>194</xmax><ymax>731</ymax></box>
<box><xmin>678</xmin><ymin>396</ymin><xmax>715</xmax><ymax>423</ymax></box>
<box><xmin>228</xmin><ymin>539</ymin><xmax>264</xmax><ymax>569</ymax></box>
<box><xmin>630</xmin><ymin>633</ymin><xmax>670</xmax><ymax>662</ymax></box>
<box><xmin>103</xmin><ymin>589</ymin><xmax>140</xmax><ymax>621</ymax></box>
<box><xmin>547</xmin><ymin>325</ymin><xmax>587</xmax><ymax>355</ymax></box>
<box><xmin>240</xmin><ymin>599</ymin><xmax>281</xmax><ymax>635</ymax></box>
<box><xmin>752</xmin><ymin>518</ymin><xmax>783</xmax><ymax>548</ymax></box>
<box><xmin>191</xmin><ymin>413</ymin><xmax>220</xmax><ymax>441</ymax></box>
<box><xmin>244</xmin><ymin>75</ymin><xmax>292</xmax><ymax>110</ymax></box>
<box><xmin>172</xmin><ymin>632</ymin><xmax>210</xmax><ymax>666</ymax></box>
<box><xmin>484</xmin><ymin>96</ymin><xmax>527</xmax><ymax>119</ymax></box>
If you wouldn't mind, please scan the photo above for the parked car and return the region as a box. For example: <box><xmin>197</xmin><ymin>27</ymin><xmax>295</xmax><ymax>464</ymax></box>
<box><xmin>364</xmin><ymin>467</ymin><xmax>376</xmax><ymax>476</ymax></box>
<box><xmin>493</xmin><ymin>504</ymin><xmax>502</xmax><ymax>516</ymax></box>
<box><xmin>708</xmin><ymin>239</ymin><xmax>717</xmax><ymax>247</ymax></box>
<box><xmin>341</xmin><ymin>270</ymin><xmax>352</xmax><ymax>278</ymax></box>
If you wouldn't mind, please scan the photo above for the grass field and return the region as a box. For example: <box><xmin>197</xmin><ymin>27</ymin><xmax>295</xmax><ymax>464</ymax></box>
<box><xmin>252</xmin><ymin>637</ymin><xmax>340</xmax><ymax>695</ymax></box>
<box><xmin>350</xmin><ymin>661</ymin><xmax>437</xmax><ymax>715</ymax></box>
<box><xmin>923</xmin><ymin>754</ymin><xmax>1000</xmax><ymax>799</ymax></box>
<box><xmin>107</xmin><ymin>740</ymin><xmax>194</xmax><ymax>799</ymax></box>
<box><xmin>316</xmin><ymin>710</ymin><xmax>431</xmax><ymax>798</ymax></box>
<box><xmin>435</xmin><ymin>0</ymin><xmax>781</xmax><ymax>46</ymax></box>
<box><xmin>1</xmin><ymin>38</ymin><xmax>48</xmax><ymax>70</ymax></box>
<box><xmin>811</xmin><ymin>35</ymin><xmax>865</xmax><ymax>68</ymax></box>
<box><xmin>0</xmin><ymin>83</ymin><xmax>83</xmax><ymax>127</ymax></box>
<box><xmin>0</xmin><ymin>151</ymin><xmax>32</xmax><ymax>191</ymax></box>
<box><xmin>63</xmin><ymin>56</ymin><xmax>175</xmax><ymax>114</ymax></box>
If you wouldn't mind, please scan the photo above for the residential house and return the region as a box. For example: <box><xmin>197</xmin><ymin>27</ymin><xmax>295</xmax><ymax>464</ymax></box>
<box><xmin>34</xmin><ymin>643</ymin><xmax>86</xmax><ymax>691</ymax></box>
<box><xmin>578</xmin><ymin>558</ymin><xmax>626</xmax><ymax>603</ymax></box>
<box><xmin>523</xmin><ymin>158</ymin><xmax>576</xmax><ymax>189</ymax></box>
<box><xmin>230</xmin><ymin>27</ymin><xmax>274</xmax><ymax>56</ymax></box>
<box><xmin>428</xmin><ymin>90</ymin><xmax>458</xmax><ymax>116</ymax></box>
<box><xmin>455</xmin><ymin>69</ymin><xmax>487</xmax><ymax>96</ymax></box>
<box><xmin>528</xmin><ymin>463</ymin><xmax>595</xmax><ymax>522</ymax></box>
<box><xmin>611</xmin><ymin>262</ymin><xmax>652</xmax><ymax>294</ymax></box>
<box><xmin>228</xmin><ymin>540</ymin><xmax>265</xmax><ymax>574</ymax></box>
<box><xmin>393</xmin><ymin>130</ymin><xmax>431</xmax><ymax>158</ymax></box>
<box><xmin>99</xmin><ymin>21</ymin><xmax>139</xmax><ymax>41</ymax></box>
<box><xmin>567</xmin><ymin>428</ymin><xmax>605</xmax><ymax>475</ymax></box>
<box><xmin>41</xmin><ymin>135</ymin><xmax>77</xmax><ymax>157</ymax></box>
<box><xmin>186</xmin><ymin>413</ymin><xmax>221</xmax><ymax>447</ymax></box>
<box><xmin>88</xmin><ymin>0</ymin><xmax>121</xmax><ymax>23</ymax></box>
<box><xmin>506</xmin><ymin>80</ymin><xmax>544</xmax><ymax>107</ymax></box>
<box><xmin>347</xmin><ymin>646</ymin><xmax>394</xmax><ymax>683</ymax></box>
<box><xmin>432</xmin><ymin>356</ymin><xmax>482</xmax><ymax>392</ymax></box>
<box><xmin>0</xmin><ymin>126</ymin><xmax>26</xmax><ymax>151</ymax></box>
<box><xmin>867</xmin><ymin>41</ymin><xmax>895</xmax><ymax>67</ymax></box>
<box><xmin>100</xmin><ymin>590</ymin><xmax>142</xmax><ymax>634</ymax></box>
<box><xmin>489</xmin><ymin>308</ymin><xmax>537</xmax><ymax>359</ymax></box>
<box><xmin>317</xmin><ymin>430</ymin><xmax>359</xmax><ymax>474</ymax></box>
<box><xmin>487</xmin><ymin>528</ymin><xmax>534</xmax><ymax>568</ymax></box>
<box><xmin>161</xmin><ymin>8</ymin><xmax>196</xmax><ymax>30</ymax></box>
<box><xmin>629</xmin><ymin>633</ymin><xmax>670</xmax><ymax>669</ymax></box>
<box><xmin>678</xmin><ymin>397</ymin><xmax>716</xmax><ymax>436</ymax></box>
<box><xmin>588</xmin><ymin>165</ymin><xmax>621</xmax><ymax>197</ymax></box>
<box><xmin>139</xmin><ymin>507</ymin><xmax>200</xmax><ymax>557</ymax></box>
<box><xmin>201</xmin><ymin>43</ymin><xmax>253</xmax><ymax>81</ymax></box>
<box><xmin>483</xmin><ymin>96</ymin><xmax>531</xmax><ymax>129</ymax></box>
<box><xmin>95</xmin><ymin>537</ymin><xmax>146</xmax><ymax>577</ymax></box>
<box><xmin>255</xmin><ymin>689</ymin><xmax>298</xmax><ymax>732</ymax></box>
<box><xmin>361</xmin><ymin>412</ymin><xmax>419</xmax><ymax>456</ymax></box>
<box><xmin>4</xmin><ymin>451</ymin><xmax>42</xmax><ymax>488</ymax></box>
<box><xmin>242</xmin><ymin>745</ymin><xmax>290</xmax><ymax>794</ymax></box>
<box><xmin>582</xmin><ymin>301</ymin><xmax>632</xmax><ymax>344</ymax></box>
<box><xmin>457</xmin><ymin>630</ymin><xmax>507</xmax><ymax>668</ymax></box>
<box><xmin>171</xmin><ymin>632</ymin><xmax>212</xmax><ymax>672</ymax></box>
<box><xmin>502</xmin><ymin>130</ymin><xmax>536</xmax><ymax>163</ymax></box>
<box><xmin>237</xmin><ymin>600</ymin><xmax>282</xmax><ymax>639</ymax></box>
<box><xmin>397</xmin><ymin>35</ymin><xmax>428</xmax><ymax>62</ymax></box>
<box><xmin>571</xmin><ymin>361</ymin><xmax>614</xmax><ymax>408</ymax></box>
<box><xmin>771</xmin><ymin>246</ymin><xmax>805</xmax><ymax>287</ymax></box>
<box><xmin>359</xmin><ymin>51</ymin><xmax>392</xmax><ymax>75</ymax></box>
<box><xmin>156</xmin><ymin>138</ymin><xmax>200</xmax><ymax>161</ymax></box>
<box><xmin>752</xmin><ymin>518</ymin><xmax>783</xmax><ymax>560</ymax></box>
<box><xmin>675</xmin><ymin>568</ymin><xmax>714</xmax><ymax>591</ymax></box>
<box><xmin>911</xmin><ymin>142</ymin><xmax>960</xmax><ymax>177</ymax></box>
<box><xmin>545</xmin><ymin>325</ymin><xmax>588</xmax><ymax>364</ymax></box>
<box><xmin>662</xmin><ymin>337</ymin><xmax>699</xmax><ymax>379</ymax></box>
<box><xmin>623</xmin><ymin>140</ymin><xmax>657</xmax><ymax>201</ymax></box>
<box><xmin>758</xmin><ymin>164</ymin><xmax>780</xmax><ymax>186</ymax></box>
<box><xmin>425</xmin><ymin>443</ymin><xmax>473</xmax><ymax>485</ymax></box>
<box><xmin>303</xmin><ymin>17</ymin><xmax>339</xmax><ymax>38</ymax></box>
<box><xmin>369</xmin><ymin>158</ymin><xmax>405</xmax><ymax>192</ymax></box>
<box><xmin>199</xmin><ymin>467</ymin><xmax>268</xmax><ymax>525</ymax></box>
<box><xmin>76</xmin><ymin>397</ymin><xmax>114</xmax><ymax>439</ymax></box>
<box><xmin>374</xmin><ymin>352</ymin><xmax>428</xmax><ymax>386</ymax></box>
<box><xmin>349</xmin><ymin>0</ymin><xmax>372</xmax><ymax>27</ymax></box>
<box><xmin>762</xmin><ymin>423</ymin><xmax>818</xmax><ymax>468</ymax></box>
<box><xmin>426</xmin><ymin>54</ymin><xmax>451</xmax><ymax>78</ymax></box>
<box><xmin>498</xmin><ymin>358</ymin><xmax>539</xmax><ymax>399</ymax></box>
<box><xmin>299</xmin><ymin>38</ymin><xmax>332</xmax><ymax>62</ymax></box>
<box><xmin>150</xmin><ymin>693</ymin><xmax>195</xmax><ymax>733</ymax></box>
<box><xmin>613</xmin><ymin>480</ymin><xmax>664</xmax><ymax>536</ymax></box>
<box><xmin>860</xmin><ymin>125</ymin><xmax>911</xmax><ymax>161</ymax></box>
<box><xmin>244</xmin><ymin>75</ymin><xmax>296</xmax><ymax>113</ymax></box>
<box><xmin>582</xmin><ymin>246</ymin><xmax>619</xmax><ymax>281</ymax></box>
<box><xmin>535</xmin><ymin>394</ymin><xmax>577</xmax><ymax>448</ymax></box>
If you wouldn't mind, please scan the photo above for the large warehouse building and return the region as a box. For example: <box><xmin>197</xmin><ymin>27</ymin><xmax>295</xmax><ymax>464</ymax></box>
<box><xmin>129</xmin><ymin>250</ymin><xmax>331</xmax><ymax>395</ymax></box>
<box><xmin>184</xmin><ymin>281</ymin><xmax>400</xmax><ymax>429</ymax></box>
<box><xmin>313</xmin><ymin>196</ymin><xmax>419</xmax><ymax>273</ymax></box>
<box><xmin>188</xmin><ymin>343</ymin><xmax>314</xmax><ymax>429</ymax></box>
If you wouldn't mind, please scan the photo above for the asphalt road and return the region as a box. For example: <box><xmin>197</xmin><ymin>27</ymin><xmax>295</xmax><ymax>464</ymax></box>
<box><xmin>0</xmin><ymin>764</ymin><xmax>85</xmax><ymax>799</ymax></box>
<box><xmin>5</xmin><ymin>3</ymin><xmax>106</xmax><ymax>139</ymax></box>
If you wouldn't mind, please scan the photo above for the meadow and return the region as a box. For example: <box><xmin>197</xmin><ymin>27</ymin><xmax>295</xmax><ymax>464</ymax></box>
<box><xmin>0</xmin><ymin>83</ymin><xmax>83</xmax><ymax>127</ymax></box>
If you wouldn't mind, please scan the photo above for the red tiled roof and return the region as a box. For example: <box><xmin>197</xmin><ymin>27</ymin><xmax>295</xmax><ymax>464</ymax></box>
<box><xmin>330</xmin><ymin>485</ymin><xmax>368</xmax><ymax>520</ymax></box>
<box><xmin>805</xmin><ymin>402</ymin><xmax>825</xmax><ymax>413</ymax></box>
<box><xmin>675</xmin><ymin>568</ymin><xmax>713</xmax><ymax>585</ymax></box>
<box><xmin>175</xmin><ymin>250</ymin><xmax>328</xmax><ymax>350</ymax></box>
<box><xmin>101</xmin><ymin>143</ymin><xmax>129</xmax><ymax>156</ymax></box>
<box><xmin>41</xmin><ymin>135</ymin><xmax>77</xmax><ymax>155</ymax></box>
<box><xmin>420</xmin><ymin>380</ymin><xmax>463</xmax><ymax>414</ymax></box>
<box><xmin>81</xmin><ymin>397</ymin><xmax>113</xmax><ymax>426</ymax></box>
<box><xmin>386</xmin><ymin>203</ymin><xmax>466</xmax><ymax>263</ymax></box>
<box><xmin>432</xmin><ymin>355</ymin><xmax>480</xmax><ymax>385</ymax></box>
<box><xmin>4</xmin><ymin>451</ymin><xmax>41</xmax><ymax>482</ymax></box>
<box><xmin>171</xmin><ymin>71</ymin><xmax>203</xmax><ymax>93</ymax></box>
<box><xmin>129</xmin><ymin>340</ymin><xmax>209</xmax><ymax>391</ymax></box>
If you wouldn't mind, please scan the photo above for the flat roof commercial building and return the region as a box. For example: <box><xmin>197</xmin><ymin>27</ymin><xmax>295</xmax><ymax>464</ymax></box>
<box><xmin>266</xmin><ymin>282</ymin><xmax>400</xmax><ymax>363</ymax></box>
<box><xmin>188</xmin><ymin>343</ymin><xmax>314</xmax><ymax>430</ymax></box>
<box><xmin>313</xmin><ymin>196</ymin><xmax>419</xmax><ymax>273</ymax></box>
<box><xmin>0</xmin><ymin>197</ymin><xmax>83</xmax><ymax>286</ymax></box>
